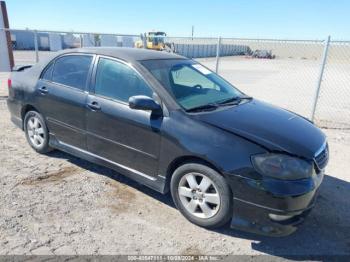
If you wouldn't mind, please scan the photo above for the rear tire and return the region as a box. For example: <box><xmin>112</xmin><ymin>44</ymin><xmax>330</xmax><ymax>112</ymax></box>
<box><xmin>170</xmin><ymin>163</ymin><xmax>232</xmax><ymax>228</ymax></box>
<box><xmin>24</xmin><ymin>111</ymin><xmax>52</xmax><ymax>154</ymax></box>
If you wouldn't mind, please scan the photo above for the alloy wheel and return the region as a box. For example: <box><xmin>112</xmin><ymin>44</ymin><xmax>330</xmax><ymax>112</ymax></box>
<box><xmin>178</xmin><ymin>172</ymin><xmax>221</xmax><ymax>219</ymax></box>
<box><xmin>27</xmin><ymin>116</ymin><xmax>46</xmax><ymax>148</ymax></box>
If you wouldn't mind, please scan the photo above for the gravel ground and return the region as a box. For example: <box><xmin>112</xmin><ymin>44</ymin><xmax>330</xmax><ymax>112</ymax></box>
<box><xmin>0</xmin><ymin>96</ymin><xmax>350</xmax><ymax>257</ymax></box>
<box><xmin>0</xmin><ymin>72</ymin><xmax>9</xmax><ymax>97</ymax></box>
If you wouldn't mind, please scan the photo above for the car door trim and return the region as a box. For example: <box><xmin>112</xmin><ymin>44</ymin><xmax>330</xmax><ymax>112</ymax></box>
<box><xmin>47</xmin><ymin>117</ymin><xmax>86</xmax><ymax>134</ymax></box>
<box><xmin>58</xmin><ymin>141</ymin><xmax>157</xmax><ymax>181</ymax></box>
<box><xmin>48</xmin><ymin>117</ymin><xmax>157</xmax><ymax>160</ymax></box>
<box><xmin>87</xmin><ymin>130</ymin><xmax>158</xmax><ymax>160</ymax></box>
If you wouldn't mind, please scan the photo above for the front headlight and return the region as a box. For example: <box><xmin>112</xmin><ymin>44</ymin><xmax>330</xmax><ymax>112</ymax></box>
<box><xmin>251</xmin><ymin>153</ymin><xmax>315</xmax><ymax>180</ymax></box>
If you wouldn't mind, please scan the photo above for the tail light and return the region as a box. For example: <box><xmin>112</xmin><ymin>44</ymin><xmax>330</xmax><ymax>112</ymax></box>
<box><xmin>7</xmin><ymin>79</ymin><xmax>12</xmax><ymax>89</ymax></box>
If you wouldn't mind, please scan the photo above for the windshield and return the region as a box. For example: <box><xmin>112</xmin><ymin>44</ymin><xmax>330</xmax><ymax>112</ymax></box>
<box><xmin>141</xmin><ymin>59</ymin><xmax>244</xmax><ymax>111</ymax></box>
<box><xmin>153</xmin><ymin>37</ymin><xmax>164</xmax><ymax>44</ymax></box>
<box><xmin>148</xmin><ymin>32</ymin><xmax>165</xmax><ymax>44</ymax></box>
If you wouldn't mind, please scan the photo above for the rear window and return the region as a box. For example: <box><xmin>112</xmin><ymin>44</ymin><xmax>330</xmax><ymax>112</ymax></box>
<box><xmin>52</xmin><ymin>55</ymin><xmax>92</xmax><ymax>90</ymax></box>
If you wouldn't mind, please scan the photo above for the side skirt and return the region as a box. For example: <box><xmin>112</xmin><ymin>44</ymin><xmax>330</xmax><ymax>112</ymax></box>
<box><xmin>49</xmin><ymin>134</ymin><xmax>167</xmax><ymax>194</ymax></box>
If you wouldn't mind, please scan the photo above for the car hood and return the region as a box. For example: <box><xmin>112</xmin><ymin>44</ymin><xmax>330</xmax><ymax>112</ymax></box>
<box><xmin>194</xmin><ymin>99</ymin><xmax>326</xmax><ymax>159</ymax></box>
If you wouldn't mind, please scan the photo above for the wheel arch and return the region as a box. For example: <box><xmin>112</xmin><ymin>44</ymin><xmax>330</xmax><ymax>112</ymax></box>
<box><xmin>21</xmin><ymin>104</ymin><xmax>40</xmax><ymax>130</ymax></box>
<box><xmin>164</xmin><ymin>155</ymin><xmax>224</xmax><ymax>194</ymax></box>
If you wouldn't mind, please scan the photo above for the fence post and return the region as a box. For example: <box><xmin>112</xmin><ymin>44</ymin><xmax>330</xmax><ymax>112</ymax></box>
<box><xmin>34</xmin><ymin>30</ymin><xmax>39</xmax><ymax>63</ymax></box>
<box><xmin>79</xmin><ymin>34</ymin><xmax>83</xmax><ymax>48</ymax></box>
<box><xmin>311</xmin><ymin>35</ymin><xmax>331</xmax><ymax>122</ymax></box>
<box><xmin>215</xmin><ymin>36</ymin><xmax>221</xmax><ymax>73</ymax></box>
<box><xmin>143</xmin><ymin>33</ymin><xmax>147</xmax><ymax>49</ymax></box>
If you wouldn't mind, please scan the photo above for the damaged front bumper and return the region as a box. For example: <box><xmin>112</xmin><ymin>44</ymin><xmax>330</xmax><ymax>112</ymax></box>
<box><xmin>229</xmin><ymin>170</ymin><xmax>324</xmax><ymax>236</ymax></box>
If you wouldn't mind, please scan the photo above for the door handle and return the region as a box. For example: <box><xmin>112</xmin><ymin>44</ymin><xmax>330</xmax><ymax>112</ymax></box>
<box><xmin>87</xmin><ymin>101</ymin><xmax>101</xmax><ymax>111</ymax></box>
<box><xmin>39</xmin><ymin>86</ymin><xmax>48</xmax><ymax>94</ymax></box>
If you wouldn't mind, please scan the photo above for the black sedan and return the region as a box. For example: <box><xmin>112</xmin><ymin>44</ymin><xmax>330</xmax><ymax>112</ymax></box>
<box><xmin>7</xmin><ymin>47</ymin><xmax>328</xmax><ymax>236</ymax></box>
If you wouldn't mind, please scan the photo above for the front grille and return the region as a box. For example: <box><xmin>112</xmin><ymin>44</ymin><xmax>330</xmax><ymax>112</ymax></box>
<box><xmin>314</xmin><ymin>143</ymin><xmax>329</xmax><ymax>170</ymax></box>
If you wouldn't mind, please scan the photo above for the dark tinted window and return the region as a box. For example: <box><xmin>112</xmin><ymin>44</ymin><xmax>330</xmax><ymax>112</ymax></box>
<box><xmin>95</xmin><ymin>58</ymin><xmax>153</xmax><ymax>102</ymax></box>
<box><xmin>41</xmin><ymin>62</ymin><xmax>54</xmax><ymax>80</ymax></box>
<box><xmin>52</xmin><ymin>55</ymin><xmax>92</xmax><ymax>90</ymax></box>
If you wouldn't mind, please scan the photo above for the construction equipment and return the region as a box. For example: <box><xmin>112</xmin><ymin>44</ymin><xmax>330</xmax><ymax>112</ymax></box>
<box><xmin>251</xmin><ymin>49</ymin><xmax>276</xmax><ymax>59</ymax></box>
<box><xmin>135</xmin><ymin>31</ymin><xmax>175</xmax><ymax>52</ymax></box>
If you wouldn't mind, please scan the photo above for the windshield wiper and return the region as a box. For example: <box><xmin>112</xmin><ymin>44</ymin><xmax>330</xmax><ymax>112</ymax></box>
<box><xmin>217</xmin><ymin>96</ymin><xmax>252</xmax><ymax>105</ymax></box>
<box><xmin>186</xmin><ymin>103</ymin><xmax>219</xmax><ymax>112</ymax></box>
<box><xmin>186</xmin><ymin>96</ymin><xmax>252</xmax><ymax>113</ymax></box>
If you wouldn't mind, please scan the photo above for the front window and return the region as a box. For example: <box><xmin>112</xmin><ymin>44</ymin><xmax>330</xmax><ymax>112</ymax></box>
<box><xmin>94</xmin><ymin>58</ymin><xmax>153</xmax><ymax>103</ymax></box>
<box><xmin>141</xmin><ymin>59</ymin><xmax>244</xmax><ymax>111</ymax></box>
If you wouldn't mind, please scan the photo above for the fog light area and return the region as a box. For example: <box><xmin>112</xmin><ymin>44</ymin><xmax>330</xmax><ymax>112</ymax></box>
<box><xmin>269</xmin><ymin>212</ymin><xmax>302</xmax><ymax>221</ymax></box>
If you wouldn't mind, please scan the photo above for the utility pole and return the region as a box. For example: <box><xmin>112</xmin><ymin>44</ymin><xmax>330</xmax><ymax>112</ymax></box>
<box><xmin>191</xmin><ymin>25</ymin><xmax>194</xmax><ymax>40</ymax></box>
<box><xmin>0</xmin><ymin>1</ymin><xmax>14</xmax><ymax>71</ymax></box>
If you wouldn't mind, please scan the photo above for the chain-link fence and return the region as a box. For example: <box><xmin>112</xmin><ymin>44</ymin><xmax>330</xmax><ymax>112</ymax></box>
<box><xmin>168</xmin><ymin>36</ymin><xmax>350</xmax><ymax>129</ymax></box>
<box><xmin>202</xmin><ymin>38</ymin><xmax>326</xmax><ymax>125</ymax></box>
<box><xmin>7</xmin><ymin>29</ymin><xmax>142</xmax><ymax>65</ymax></box>
<box><xmin>2</xmin><ymin>28</ymin><xmax>350</xmax><ymax>129</ymax></box>
<box><xmin>314</xmin><ymin>41</ymin><xmax>350</xmax><ymax>129</ymax></box>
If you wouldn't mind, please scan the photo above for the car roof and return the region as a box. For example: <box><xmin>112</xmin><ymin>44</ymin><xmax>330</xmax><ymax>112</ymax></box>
<box><xmin>57</xmin><ymin>47</ymin><xmax>186</xmax><ymax>62</ymax></box>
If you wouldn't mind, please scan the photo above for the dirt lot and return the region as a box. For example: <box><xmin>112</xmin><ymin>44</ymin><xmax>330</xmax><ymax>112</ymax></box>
<box><xmin>0</xmin><ymin>73</ymin><xmax>350</xmax><ymax>257</ymax></box>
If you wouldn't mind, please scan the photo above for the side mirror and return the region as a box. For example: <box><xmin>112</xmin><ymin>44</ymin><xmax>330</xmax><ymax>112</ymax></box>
<box><xmin>129</xmin><ymin>95</ymin><xmax>162</xmax><ymax>114</ymax></box>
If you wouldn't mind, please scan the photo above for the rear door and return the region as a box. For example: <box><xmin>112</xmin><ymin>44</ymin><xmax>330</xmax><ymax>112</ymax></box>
<box><xmin>86</xmin><ymin>56</ymin><xmax>162</xmax><ymax>178</ymax></box>
<box><xmin>35</xmin><ymin>53</ymin><xmax>94</xmax><ymax>149</ymax></box>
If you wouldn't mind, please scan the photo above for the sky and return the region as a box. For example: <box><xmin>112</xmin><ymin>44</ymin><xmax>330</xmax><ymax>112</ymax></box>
<box><xmin>5</xmin><ymin>0</ymin><xmax>350</xmax><ymax>40</ymax></box>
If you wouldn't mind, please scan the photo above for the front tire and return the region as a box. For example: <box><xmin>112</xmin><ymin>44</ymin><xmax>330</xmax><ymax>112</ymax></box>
<box><xmin>170</xmin><ymin>163</ymin><xmax>232</xmax><ymax>228</ymax></box>
<box><xmin>24</xmin><ymin>111</ymin><xmax>52</xmax><ymax>154</ymax></box>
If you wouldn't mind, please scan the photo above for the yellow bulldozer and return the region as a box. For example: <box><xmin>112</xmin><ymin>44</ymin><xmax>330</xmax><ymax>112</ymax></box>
<box><xmin>135</xmin><ymin>31</ymin><xmax>175</xmax><ymax>52</ymax></box>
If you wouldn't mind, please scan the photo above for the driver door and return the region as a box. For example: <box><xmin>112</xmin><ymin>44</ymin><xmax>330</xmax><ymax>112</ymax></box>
<box><xmin>86</xmin><ymin>56</ymin><xmax>162</xmax><ymax>178</ymax></box>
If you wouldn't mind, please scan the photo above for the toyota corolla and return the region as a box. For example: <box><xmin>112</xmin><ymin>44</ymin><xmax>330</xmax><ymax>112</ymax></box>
<box><xmin>7</xmin><ymin>47</ymin><xmax>328</xmax><ymax>236</ymax></box>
